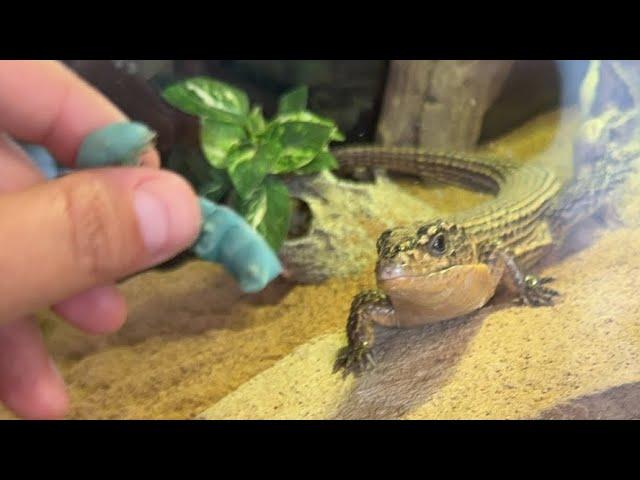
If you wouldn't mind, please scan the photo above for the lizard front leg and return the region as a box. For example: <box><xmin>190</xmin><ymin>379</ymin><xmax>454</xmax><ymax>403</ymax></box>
<box><xmin>333</xmin><ymin>289</ymin><xmax>395</xmax><ymax>376</ymax></box>
<box><xmin>484</xmin><ymin>247</ymin><xmax>559</xmax><ymax>307</ymax></box>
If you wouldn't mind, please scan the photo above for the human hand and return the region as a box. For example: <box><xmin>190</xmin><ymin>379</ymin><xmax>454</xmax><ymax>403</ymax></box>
<box><xmin>0</xmin><ymin>61</ymin><xmax>201</xmax><ymax>419</ymax></box>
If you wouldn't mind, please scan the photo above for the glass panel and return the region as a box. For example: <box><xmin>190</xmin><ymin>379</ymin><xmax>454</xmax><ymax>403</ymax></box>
<box><xmin>1</xmin><ymin>60</ymin><xmax>638</xmax><ymax>420</ymax></box>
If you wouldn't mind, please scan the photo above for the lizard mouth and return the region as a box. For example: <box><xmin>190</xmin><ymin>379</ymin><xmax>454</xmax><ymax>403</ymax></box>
<box><xmin>375</xmin><ymin>263</ymin><xmax>499</xmax><ymax>322</ymax></box>
<box><xmin>375</xmin><ymin>260</ymin><xmax>467</xmax><ymax>286</ymax></box>
<box><xmin>375</xmin><ymin>263</ymin><xmax>411</xmax><ymax>282</ymax></box>
<box><xmin>375</xmin><ymin>263</ymin><xmax>435</xmax><ymax>282</ymax></box>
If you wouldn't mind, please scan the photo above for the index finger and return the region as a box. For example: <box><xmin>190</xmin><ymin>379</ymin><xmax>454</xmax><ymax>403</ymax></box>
<box><xmin>0</xmin><ymin>60</ymin><xmax>160</xmax><ymax>168</ymax></box>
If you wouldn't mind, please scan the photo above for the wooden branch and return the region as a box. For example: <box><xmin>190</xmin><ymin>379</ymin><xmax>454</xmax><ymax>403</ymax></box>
<box><xmin>376</xmin><ymin>60</ymin><xmax>514</xmax><ymax>150</ymax></box>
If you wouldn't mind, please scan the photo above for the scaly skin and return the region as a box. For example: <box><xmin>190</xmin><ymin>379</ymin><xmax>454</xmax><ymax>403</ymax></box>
<box><xmin>331</xmin><ymin>146</ymin><xmax>633</xmax><ymax>376</ymax></box>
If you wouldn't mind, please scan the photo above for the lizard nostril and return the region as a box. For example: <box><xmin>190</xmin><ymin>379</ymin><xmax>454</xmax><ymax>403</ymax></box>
<box><xmin>398</xmin><ymin>252</ymin><xmax>410</xmax><ymax>265</ymax></box>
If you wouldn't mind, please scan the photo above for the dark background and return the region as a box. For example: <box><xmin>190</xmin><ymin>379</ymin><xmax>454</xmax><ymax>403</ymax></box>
<box><xmin>64</xmin><ymin>60</ymin><xmax>590</xmax><ymax>163</ymax></box>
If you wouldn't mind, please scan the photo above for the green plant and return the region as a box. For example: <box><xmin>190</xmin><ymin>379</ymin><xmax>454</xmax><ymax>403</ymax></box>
<box><xmin>162</xmin><ymin>77</ymin><xmax>344</xmax><ymax>251</ymax></box>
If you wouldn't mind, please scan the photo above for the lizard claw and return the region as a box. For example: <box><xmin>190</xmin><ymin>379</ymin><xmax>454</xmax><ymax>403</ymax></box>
<box><xmin>333</xmin><ymin>343</ymin><xmax>375</xmax><ymax>377</ymax></box>
<box><xmin>537</xmin><ymin>276</ymin><xmax>555</xmax><ymax>285</ymax></box>
<box><xmin>517</xmin><ymin>275</ymin><xmax>559</xmax><ymax>306</ymax></box>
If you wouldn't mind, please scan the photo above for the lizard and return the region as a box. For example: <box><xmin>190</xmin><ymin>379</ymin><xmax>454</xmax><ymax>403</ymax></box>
<box><xmin>330</xmin><ymin>144</ymin><xmax>635</xmax><ymax>375</ymax></box>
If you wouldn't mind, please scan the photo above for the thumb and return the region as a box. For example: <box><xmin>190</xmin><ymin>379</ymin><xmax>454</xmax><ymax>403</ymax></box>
<box><xmin>0</xmin><ymin>167</ymin><xmax>201</xmax><ymax>322</ymax></box>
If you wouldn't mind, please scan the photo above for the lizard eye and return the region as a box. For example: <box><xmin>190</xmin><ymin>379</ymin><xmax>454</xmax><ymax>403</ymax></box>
<box><xmin>428</xmin><ymin>232</ymin><xmax>447</xmax><ymax>256</ymax></box>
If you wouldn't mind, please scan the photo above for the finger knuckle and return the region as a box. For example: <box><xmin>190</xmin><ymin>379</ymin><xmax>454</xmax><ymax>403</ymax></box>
<box><xmin>59</xmin><ymin>178</ymin><xmax>128</xmax><ymax>281</ymax></box>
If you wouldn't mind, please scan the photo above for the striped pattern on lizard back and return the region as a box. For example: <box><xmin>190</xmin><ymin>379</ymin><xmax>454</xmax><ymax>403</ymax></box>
<box><xmin>333</xmin><ymin>146</ymin><xmax>562</xmax><ymax>271</ymax></box>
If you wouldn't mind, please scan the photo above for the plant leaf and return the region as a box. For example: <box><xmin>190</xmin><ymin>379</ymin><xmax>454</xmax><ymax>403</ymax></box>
<box><xmin>233</xmin><ymin>176</ymin><xmax>291</xmax><ymax>251</ymax></box>
<box><xmin>257</xmin><ymin>177</ymin><xmax>292</xmax><ymax>251</ymax></box>
<box><xmin>198</xmin><ymin>168</ymin><xmax>232</xmax><ymax>203</ymax></box>
<box><xmin>234</xmin><ymin>177</ymin><xmax>291</xmax><ymax>251</ymax></box>
<box><xmin>247</xmin><ymin>106</ymin><xmax>267</xmax><ymax>139</ymax></box>
<box><xmin>277</xmin><ymin>86</ymin><xmax>308</xmax><ymax>115</ymax></box>
<box><xmin>272</xmin><ymin>111</ymin><xmax>345</xmax><ymax>143</ymax></box>
<box><xmin>263</xmin><ymin>120</ymin><xmax>334</xmax><ymax>174</ymax></box>
<box><xmin>227</xmin><ymin>143</ymin><xmax>276</xmax><ymax>198</ymax></box>
<box><xmin>162</xmin><ymin>77</ymin><xmax>250</xmax><ymax>125</ymax></box>
<box><xmin>233</xmin><ymin>186</ymin><xmax>268</xmax><ymax>232</ymax></box>
<box><xmin>296</xmin><ymin>150</ymin><xmax>339</xmax><ymax>174</ymax></box>
<box><xmin>272</xmin><ymin>110</ymin><xmax>333</xmax><ymax>128</ymax></box>
<box><xmin>166</xmin><ymin>145</ymin><xmax>232</xmax><ymax>202</ymax></box>
<box><xmin>330</xmin><ymin>128</ymin><xmax>346</xmax><ymax>142</ymax></box>
<box><xmin>200</xmin><ymin>118</ymin><xmax>247</xmax><ymax>169</ymax></box>
<box><xmin>166</xmin><ymin>145</ymin><xmax>214</xmax><ymax>186</ymax></box>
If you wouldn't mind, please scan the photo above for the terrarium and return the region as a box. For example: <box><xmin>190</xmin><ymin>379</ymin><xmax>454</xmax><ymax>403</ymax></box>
<box><xmin>1</xmin><ymin>60</ymin><xmax>638</xmax><ymax>420</ymax></box>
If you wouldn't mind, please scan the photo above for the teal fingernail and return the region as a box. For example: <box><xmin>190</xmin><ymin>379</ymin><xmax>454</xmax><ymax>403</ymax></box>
<box><xmin>20</xmin><ymin>143</ymin><xmax>59</xmax><ymax>179</ymax></box>
<box><xmin>76</xmin><ymin>122</ymin><xmax>156</xmax><ymax>168</ymax></box>
<box><xmin>193</xmin><ymin>197</ymin><xmax>283</xmax><ymax>293</ymax></box>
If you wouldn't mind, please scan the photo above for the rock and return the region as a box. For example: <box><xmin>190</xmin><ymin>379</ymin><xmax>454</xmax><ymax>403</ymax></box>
<box><xmin>574</xmin><ymin>60</ymin><xmax>640</xmax><ymax>167</ymax></box>
<box><xmin>572</xmin><ymin>61</ymin><xmax>640</xmax><ymax>231</ymax></box>
<box><xmin>280</xmin><ymin>171</ymin><xmax>437</xmax><ymax>283</ymax></box>
<box><xmin>580</xmin><ymin>60</ymin><xmax>640</xmax><ymax>117</ymax></box>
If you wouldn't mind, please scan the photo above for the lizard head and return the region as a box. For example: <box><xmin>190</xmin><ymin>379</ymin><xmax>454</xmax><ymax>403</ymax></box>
<box><xmin>374</xmin><ymin>220</ymin><xmax>476</xmax><ymax>283</ymax></box>
<box><xmin>373</xmin><ymin>220</ymin><xmax>498</xmax><ymax>323</ymax></box>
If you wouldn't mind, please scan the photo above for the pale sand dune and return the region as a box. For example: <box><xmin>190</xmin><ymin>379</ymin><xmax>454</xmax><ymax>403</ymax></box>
<box><xmin>199</xmin><ymin>227</ymin><xmax>640</xmax><ymax>419</ymax></box>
